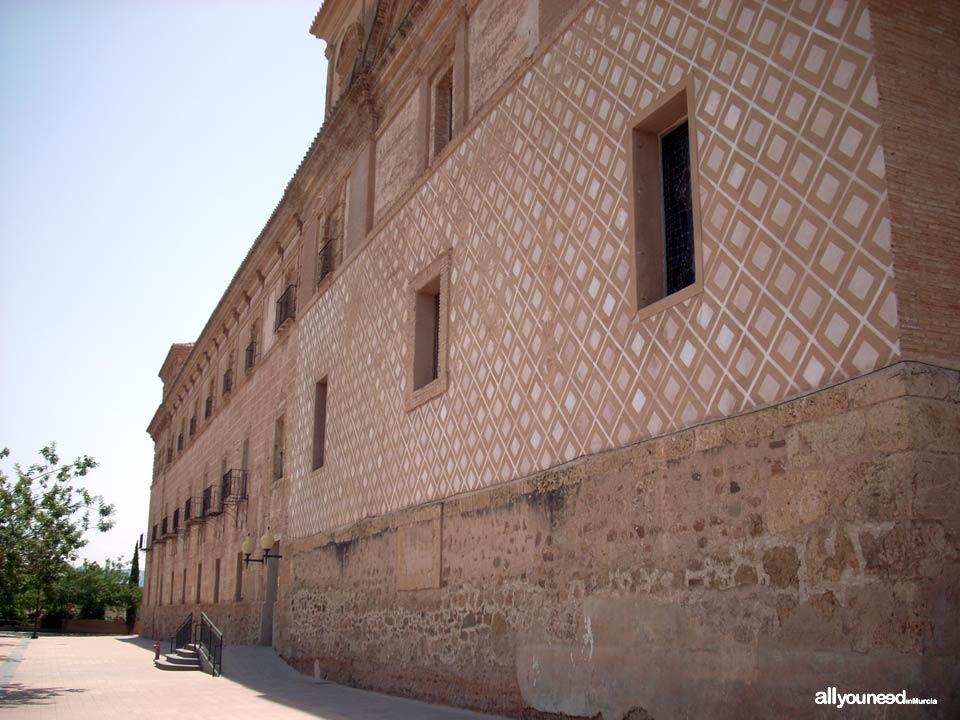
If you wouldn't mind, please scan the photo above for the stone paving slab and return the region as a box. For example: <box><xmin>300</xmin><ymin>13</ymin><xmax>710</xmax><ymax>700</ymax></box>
<box><xmin>0</xmin><ymin>632</ymin><xmax>509</xmax><ymax>720</ymax></box>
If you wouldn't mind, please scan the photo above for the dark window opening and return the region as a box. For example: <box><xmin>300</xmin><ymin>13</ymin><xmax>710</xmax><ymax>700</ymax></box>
<box><xmin>433</xmin><ymin>66</ymin><xmax>454</xmax><ymax>157</ymax></box>
<box><xmin>661</xmin><ymin>121</ymin><xmax>695</xmax><ymax>295</ymax></box>
<box><xmin>312</xmin><ymin>379</ymin><xmax>328</xmax><ymax>470</ymax></box>
<box><xmin>273</xmin><ymin>416</ymin><xmax>285</xmax><ymax>480</ymax></box>
<box><xmin>222</xmin><ymin>368</ymin><xmax>233</xmax><ymax>396</ymax></box>
<box><xmin>413</xmin><ymin>279</ymin><xmax>442</xmax><ymax>390</ymax></box>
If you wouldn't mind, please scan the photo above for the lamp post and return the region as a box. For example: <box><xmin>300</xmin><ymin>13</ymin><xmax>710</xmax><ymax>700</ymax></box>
<box><xmin>242</xmin><ymin>531</ymin><xmax>282</xmax><ymax>565</ymax></box>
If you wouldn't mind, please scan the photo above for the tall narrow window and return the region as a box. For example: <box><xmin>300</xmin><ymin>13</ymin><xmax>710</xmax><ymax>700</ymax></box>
<box><xmin>628</xmin><ymin>78</ymin><xmax>703</xmax><ymax>316</ymax></box>
<box><xmin>312</xmin><ymin>379</ymin><xmax>328</xmax><ymax>470</ymax></box>
<box><xmin>195</xmin><ymin>563</ymin><xmax>202</xmax><ymax>604</ymax></box>
<box><xmin>181</xmin><ymin>568</ymin><xmax>186</xmax><ymax>605</ymax></box>
<box><xmin>273</xmin><ymin>416</ymin><xmax>285</xmax><ymax>480</ymax></box>
<box><xmin>205</xmin><ymin>379</ymin><xmax>215</xmax><ymax>418</ymax></box>
<box><xmin>432</xmin><ymin>65</ymin><xmax>454</xmax><ymax>157</ymax></box>
<box><xmin>245</xmin><ymin>325</ymin><xmax>258</xmax><ymax>372</ymax></box>
<box><xmin>407</xmin><ymin>251</ymin><xmax>450</xmax><ymax>409</ymax></box>
<box><xmin>235</xmin><ymin>552</ymin><xmax>244</xmax><ymax>602</ymax></box>
<box><xmin>169</xmin><ymin>570</ymin><xmax>174</xmax><ymax>605</ymax></box>
<box><xmin>414</xmin><ymin>283</ymin><xmax>441</xmax><ymax>390</ymax></box>
<box><xmin>661</xmin><ymin>121</ymin><xmax>695</xmax><ymax>295</ymax></box>
<box><xmin>213</xmin><ymin>558</ymin><xmax>221</xmax><ymax>604</ymax></box>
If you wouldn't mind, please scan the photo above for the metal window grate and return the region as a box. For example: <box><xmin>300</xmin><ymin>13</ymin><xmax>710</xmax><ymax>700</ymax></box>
<box><xmin>275</xmin><ymin>284</ymin><xmax>297</xmax><ymax>330</ymax></box>
<box><xmin>661</xmin><ymin>121</ymin><xmax>695</xmax><ymax>295</ymax></box>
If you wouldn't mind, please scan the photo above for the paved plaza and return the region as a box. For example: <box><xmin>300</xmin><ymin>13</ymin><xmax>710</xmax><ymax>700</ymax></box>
<box><xmin>0</xmin><ymin>631</ymin><xmax>508</xmax><ymax>719</ymax></box>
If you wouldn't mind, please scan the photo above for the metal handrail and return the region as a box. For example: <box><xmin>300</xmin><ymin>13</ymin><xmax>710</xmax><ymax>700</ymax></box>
<box><xmin>171</xmin><ymin>613</ymin><xmax>193</xmax><ymax>654</ymax></box>
<box><xmin>198</xmin><ymin>612</ymin><xmax>224</xmax><ymax>676</ymax></box>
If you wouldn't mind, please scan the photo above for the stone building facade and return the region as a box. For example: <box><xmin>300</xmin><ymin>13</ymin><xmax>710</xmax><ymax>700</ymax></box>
<box><xmin>142</xmin><ymin>1</ymin><xmax>959</xmax><ymax>717</ymax></box>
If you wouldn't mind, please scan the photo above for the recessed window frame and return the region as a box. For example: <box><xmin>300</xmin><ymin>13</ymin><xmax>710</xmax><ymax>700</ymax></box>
<box><xmin>627</xmin><ymin>76</ymin><xmax>704</xmax><ymax>321</ymax></box>
<box><xmin>312</xmin><ymin>377</ymin><xmax>329</xmax><ymax>471</ymax></box>
<box><xmin>406</xmin><ymin>250</ymin><xmax>451</xmax><ymax>410</ymax></box>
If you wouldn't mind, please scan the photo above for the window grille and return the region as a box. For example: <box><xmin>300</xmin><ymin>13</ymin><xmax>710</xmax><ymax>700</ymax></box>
<box><xmin>275</xmin><ymin>284</ymin><xmax>297</xmax><ymax>330</ymax></box>
<box><xmin>661</xmin><ymin>121</ymin><xmax>695</xmax><ymax>295</ymax></box>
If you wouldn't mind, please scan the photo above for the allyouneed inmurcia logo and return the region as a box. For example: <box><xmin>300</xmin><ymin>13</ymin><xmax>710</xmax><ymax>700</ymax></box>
<box><xmin>815</xmin><ymin>687</ymin><xmax>938</xmax><ymax>709</ymax></box>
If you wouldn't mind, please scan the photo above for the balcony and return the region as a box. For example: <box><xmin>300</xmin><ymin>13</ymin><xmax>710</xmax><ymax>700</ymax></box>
<box><xmin>317</xmin><ymin>239</ymin><xmax>335</xmax><ymax>286</ymax></box>
<box><xmin>275</xmin><ymin>284</ymin><xmax>297</xmax><ymax>331</ymax></box>
<box><xmin>202</xmin><ymin>485</ymin><xmax>223</xmax><ymax>517</ymax></box>
<box><xmin>221</xmin><ymin>469</ymin><xmax>249</xmax><ymax>506</ymax></box>
<box><xmin>185</xmin><ymin>496</ymin><xmax>204</xmax><ymax>525</ymax></box>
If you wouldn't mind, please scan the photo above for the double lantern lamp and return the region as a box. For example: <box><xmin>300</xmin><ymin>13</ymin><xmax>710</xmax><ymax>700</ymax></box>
<box><xmin>241</xmin><ymin>530</ymin><xmax>282</xmax><ymax>565</ymax></box>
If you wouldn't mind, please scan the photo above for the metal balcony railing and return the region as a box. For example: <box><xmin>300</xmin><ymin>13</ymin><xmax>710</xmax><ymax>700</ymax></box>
<box><xmin>185</xmin><ymin>496</ymin><xmax>205</xmax><ymax>525</ymax></box>
<box><xmin>221</xmin><ymin>469</ymin><xmax>248</xmax><ymax>505</ymax></box>
<box><xmin>202</xmin><ymin>485</ymin><xmax>223</xmax><ymax>517</ymax></box>
<box><xmin>317</xmin><ymin>239</ymin><xmax>335</xmax><ymax>285</ymax></box>
<box><xmin>275</xmin><ymin>284</ymin><xmax>297</xmax><ymax>331</ymax></box>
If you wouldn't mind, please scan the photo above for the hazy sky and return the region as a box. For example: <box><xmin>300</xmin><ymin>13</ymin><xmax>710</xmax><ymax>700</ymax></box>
<box><xmin>0</xmin><ymin>0</ymin><xmax>327</xmax><ymax>565</ymax></box>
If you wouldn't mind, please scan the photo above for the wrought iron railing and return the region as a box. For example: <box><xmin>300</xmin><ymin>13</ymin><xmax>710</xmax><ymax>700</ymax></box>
<box><xmin>221</xmin><ymin>469</ymin><xmax>248</xmax><ymax>505</ymax></box>
<box><xmin>275</xmin><ymin>284</ymin><xmax>297</xmax><ymax>330</ymax></box>
<box><xmin>171</xmin><ymin>613</ymin><xmax>193</xmax><ymax>654</ymax></box>
<box><xmin>198</xmin><ymin>612</ymin><xmax>224</xmax><ymax>676</ymax></box>
<box><xmin>317</xmin><ymin>239</ymin><xmax>335</xmax><ymax>285</ymax></box>
<box><xmin>202</xmin><ymin>485</ymin><xmax>223</xmax><ymax>516</ymax></box>
<box><xmin>185</xmin><ymin>496</ymin><xmax>205</xmax><ymax>525</ymax></box>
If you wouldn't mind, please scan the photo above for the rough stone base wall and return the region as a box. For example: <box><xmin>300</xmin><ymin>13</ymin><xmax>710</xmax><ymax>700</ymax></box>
<box><xmin>142</xmin><ymin>601</ymin><xmax>261</xmax><ymax>646</ymax></box>
<box><xmin>276</xmin><ymin>362</ymin><xmax>958</xmax><ymax>719</ymax></box>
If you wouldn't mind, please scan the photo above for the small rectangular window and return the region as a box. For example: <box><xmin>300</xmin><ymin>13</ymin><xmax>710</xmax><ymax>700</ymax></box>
<box><xmin>312</xmin><ymin>379</ymin><xmax>328</xmax><ymax>470</ymax></box>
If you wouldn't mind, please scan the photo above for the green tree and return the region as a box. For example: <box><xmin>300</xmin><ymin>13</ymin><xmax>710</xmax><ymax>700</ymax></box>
<box><xmin>50</xmin><ymin>559</ymin><xmax>140</xmax><ymax>621</ymax></box>
<box><xmin>0</xmin><ymin>444</ymin><xmax>115</xmax><ymax>632</ymax></box>
<box><xmin>126</xmin><ymin>543</ymin><xmax>140</xmax><ymax>631</ymax></box>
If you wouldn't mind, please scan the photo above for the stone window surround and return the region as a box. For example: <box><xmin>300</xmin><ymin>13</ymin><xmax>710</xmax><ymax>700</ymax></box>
<box><xmin>627</xmin><ymin>74</ymin><xmax>705</xmax><ymax>321</ymax></box>
<box><xmin>405</xmin><ymin>249</ymin><xmax>451</xmax><ymax>411</ymax></box>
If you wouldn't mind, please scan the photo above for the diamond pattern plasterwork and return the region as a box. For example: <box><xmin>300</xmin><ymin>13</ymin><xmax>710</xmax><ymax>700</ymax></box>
<box><xmin>287</xmin><ymin>0</ymin><xmax>900</xmax><ymax>538</ymax></box>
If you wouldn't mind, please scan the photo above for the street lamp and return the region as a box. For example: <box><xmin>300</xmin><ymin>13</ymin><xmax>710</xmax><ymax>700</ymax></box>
<box><xmin>242</xmin><ymin>530</ymin><xmax>282</xmax><ymax>565</ymax></box>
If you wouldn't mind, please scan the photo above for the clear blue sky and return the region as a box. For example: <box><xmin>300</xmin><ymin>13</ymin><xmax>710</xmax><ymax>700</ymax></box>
<box><xmin>0</xmin><ymin>0</ymin><xmax>326</xmax><ymax>565</ymax></box>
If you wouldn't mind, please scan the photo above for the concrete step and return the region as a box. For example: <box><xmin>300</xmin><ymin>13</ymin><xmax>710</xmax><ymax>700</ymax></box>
<box><xmin>175</xmin><ymin>648</ymin><xmax>199</xmax><ymax>659</ymax></box>
<box><xmin>163</xmin><ymin>653</ymin><xmax>199</xmax><ymax>666</ymax></box>
<box><xmin>154</xmin><ymin>658</ymin><xmax>200</xmax><ymax>671</ymax></box>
